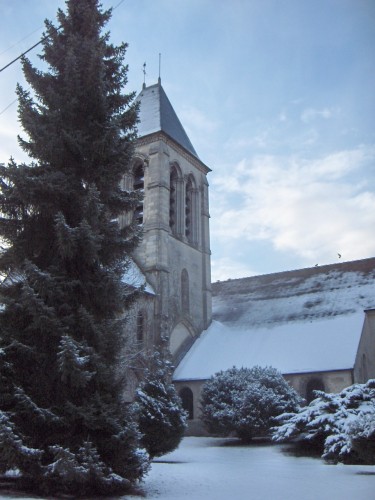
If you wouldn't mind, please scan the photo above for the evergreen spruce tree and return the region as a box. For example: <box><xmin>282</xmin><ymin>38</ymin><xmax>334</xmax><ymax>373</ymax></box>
<box><xmin>134</xmin><ymin>345</ymin><xmax>187</xmax><ymax>458</ymax></box>
<box><xmin>0</xmin><ymin>0</ymin><xmax>149</xmax><ymax>495</ymax></box>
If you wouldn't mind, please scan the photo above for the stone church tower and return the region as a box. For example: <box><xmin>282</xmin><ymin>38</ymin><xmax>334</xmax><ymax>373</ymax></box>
<box><xmin>123</xmin><ymin>79</ymin><xmax>212</xmax><ymax>363</ymax></box>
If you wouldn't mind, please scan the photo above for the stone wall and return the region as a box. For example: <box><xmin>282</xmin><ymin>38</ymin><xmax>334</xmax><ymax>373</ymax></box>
<box><xmin>174</xmin><ymin>368</ymin><xmax>356</xmax><ymax>436</ymax></box>
<box><xmin>284</xmin><ymin>370</ymin><xmax>354</xmax><ymax>402</ymax></box>
<box><xmin>353</xmin><ymin>309</ymin><xmax>375</xmax><ymax>382</ymax></box>
<box><xmin>133</xmin><ymin>134</ymin><xmax>212</xmax><ymax>359</ymax></box>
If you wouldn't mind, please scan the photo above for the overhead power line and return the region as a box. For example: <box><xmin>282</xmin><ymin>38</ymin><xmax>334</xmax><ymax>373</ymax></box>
<box><xmin>113</xmin><ymin>0</ymin><xmax>126</xmax><ymax>9</ymax></box>
<box><xmin>0</xmin><ymin>28</ymin><xmax>60</xmax><ymax>73</ymax></box>
<box><xmin>0</xmin><ymin>25</ymin><xmax>44</xmax><ymax>57</ymax></box>
<box><xmin>1</xmin><ymin>0</ymin><xmax>126</xmax><ymax>74</ymax></box>
<box><xmin>0</xmin><ymin>0</ymin><xmax>127</xmax><ymax>115</ymax></box>
<box><xmin>0</xmin><ymin>98</ymin><xmax>18</xmax><ymax>117</ymax></box>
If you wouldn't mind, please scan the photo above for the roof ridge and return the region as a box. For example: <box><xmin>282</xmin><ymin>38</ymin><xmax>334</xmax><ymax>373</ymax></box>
<box><xmin>212</xmin><ymin>256</ymin><xmax>375</xmax><ymax>287</ymax></box>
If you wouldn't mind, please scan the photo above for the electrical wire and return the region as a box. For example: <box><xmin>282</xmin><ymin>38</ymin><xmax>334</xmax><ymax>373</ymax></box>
<box><xmin>0</xmin><ymin>0</ymin><xmax>127</xmax><ymax>116</ymax></box>
<box><xmin>0</xmin><ymin>98</ymin><xmax>18</xmax><ymax>117</ymax></box>
<box><xmin>0</xmin><ymin>25</ymin><xmax>44</xmax><ymax>57</ymax></box>
<box><xmin>0</xmin><ymin>28</ymin><xmax>60</xmax><ymax>73</ymax></box>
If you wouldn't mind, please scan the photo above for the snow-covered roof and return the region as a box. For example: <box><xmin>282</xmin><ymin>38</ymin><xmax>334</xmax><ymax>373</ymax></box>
<box><xmin>212</xmin><ymin>258</ymin><xmax>375</xmax><ymax>328</ymax></box>
<box><xmin>173</xmin><ymin>315</ymin><xmax>364</xmax><ymax>380</ymax></box>
<box><xmin>136</xmin><ymin>81</ymin><xmax>199</xmax><ymax>159</ymax></box>
<box><xmin>174</xmin><ymin>258</ymin><xmax>375</xmax><ymax>381</ymax></box>
<box><xmin>121</xmin><ymin>259</ymin><xmax>155</xmax><ymax>295</ymax></box>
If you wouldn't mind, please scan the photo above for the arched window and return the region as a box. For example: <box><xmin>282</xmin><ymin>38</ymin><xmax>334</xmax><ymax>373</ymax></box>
<box><xmin>133</xmin><ymin>163</ymin><xmax>144</xmax><ymax>225</ymax></box>
<box><xmin>136</xmin><ymin>310</ymin><xmax>146</xmax><ymax>344</ymax></box>
<box><xmin>179</xmin><ymin>387</ymin><xmax>194</xmax><ymax>419</ymax></box>
<box><xmin>306</xmin><ymin>378</ymin><xmax>325</xmax><ymax>403</ymax></box>
<box><xmin>185</xmin><ymin>174</ymin><xmax>198</xmax><ymax>245</ymax></box>
<box><xmin>185</xmin><ymin>177</ymin><xmax>193</xmax><ymax>242</ymax></box>
<box><xmin>170</xmin><ymin>167</ymin><xmax>178</xmax><ymax>233</ymax></box>
<box><xmin>170</xmin><ymin>164</ymin><xmax>183</xmax><ymax>236</ymax></box>
<box><xmin>181</xmin><ymin>269</ymin><xmax>189</xmax><ymax>314</ymax></box>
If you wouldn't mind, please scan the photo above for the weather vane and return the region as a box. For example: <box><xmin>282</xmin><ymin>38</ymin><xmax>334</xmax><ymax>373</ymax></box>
<box><xmin>142</xmin><ymin>62</ymin><xmax>146</xmax><ymax>88</ymax></box>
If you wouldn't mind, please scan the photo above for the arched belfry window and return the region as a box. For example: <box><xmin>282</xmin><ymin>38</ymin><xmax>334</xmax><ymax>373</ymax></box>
<box><xmin>136</xmin><ymin>310</ymin><xmax>147</xmax><ymax>345</ymax></box>
<box><xmin>133</xmin><ymin>163</ymin><xmax>144</xmax><ymax>225</ymax></box>
<box><xmin>185</xmin><ymin>177</ymin><xmax>193</xmax><ymax>241</ymax></box>
<box><xmin>179</xmin><ymin>387</ymin><xmax>194</xmax><ymax>419</ymax></box>
<box><xmin>181</xmin><ymin>269</ymin><xmax>189</xmax><ymax>314</ymax></box>
<box><xmin>170</xmin><ymin>167</ymin><xmax>178</xmax><ymax>233</ymax></box>
<box><xmin>170</xmin><ymin>164</ymin><xmax>183</xmax><ymax>236</ymax></box>
<box><xmin>185</xmin><ymin>174</ymin><xmax>198</xmax><ymax>245</ymax></box>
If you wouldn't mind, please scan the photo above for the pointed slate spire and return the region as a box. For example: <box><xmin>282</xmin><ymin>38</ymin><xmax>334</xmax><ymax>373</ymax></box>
<box><xmin>136</xmin><ymin>81</ymin><xmax>199</xmax><ymax>159</ymax></box>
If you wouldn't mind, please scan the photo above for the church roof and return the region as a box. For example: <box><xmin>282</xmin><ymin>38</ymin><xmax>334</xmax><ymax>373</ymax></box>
<box><xmin>173</xmin><ymin>257</ymin><xmax>375</xmax><ymax>381</ymax></box>
<box><xmin>136</xmin><ymin>80</ymin><xmax>199</xmax><ymax>159</ymax></box>
<box><xmin>173</xmin><ymin>315</ymin><xmax>365</xmax><ymax>380</ymax></box>
<box><xmin>212</xmin><ymin>257</ymin><xmax>375</xmax><ymax>328</ymax></box>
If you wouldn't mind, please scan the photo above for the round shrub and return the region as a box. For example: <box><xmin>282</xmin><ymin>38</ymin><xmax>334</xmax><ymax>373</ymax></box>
<box><xmin>200</xmin><ymin>366</ymin><xmax>302</xmax><ymax>442</ymax></box>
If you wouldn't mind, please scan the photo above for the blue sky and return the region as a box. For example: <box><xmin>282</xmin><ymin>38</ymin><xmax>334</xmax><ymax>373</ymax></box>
<box><xmin>1</xmin><ymin>0</ymin><xmax>374</xmax><ymax>281</ymax></box>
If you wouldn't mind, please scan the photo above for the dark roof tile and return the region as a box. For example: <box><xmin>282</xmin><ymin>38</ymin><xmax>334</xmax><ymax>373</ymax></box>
<box><xmin>136</xmin><ymin>82</ymin><xmax>198</xmax><ymax>158</ymax></box>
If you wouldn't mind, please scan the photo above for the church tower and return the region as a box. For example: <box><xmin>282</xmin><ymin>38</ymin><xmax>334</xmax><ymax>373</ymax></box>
<box><xmin>128</xmin><ymin>79</ymin><xmax>212</xmax><ymax>362</ymax></box>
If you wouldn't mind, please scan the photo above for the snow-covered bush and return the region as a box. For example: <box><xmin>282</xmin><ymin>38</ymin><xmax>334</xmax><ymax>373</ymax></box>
<box><xmin>347</xmin><ymin>412</ymin><xmax>375</xmax><ymax>464</ymax></box>
<box><xmin>272</xmin><ymin>379</ymin><xmax>375</xmax><ymax>464</ymax></box>
<box><xmin>134</xmin><ymin>349</ymin><xmax>187</xmax><ymax>458</ymax></box>
<box><xmin>200</xmin><ymin>366</ymin><xmax>302</xmax><ymax>442</ymax></box>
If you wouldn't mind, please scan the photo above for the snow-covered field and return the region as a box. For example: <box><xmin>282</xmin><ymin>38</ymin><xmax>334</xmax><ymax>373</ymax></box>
<box><xmin>1</xmin><ymin>437</ymin><xmax>374</xmax><ymax>499</ymax></box>
<box><xmin>130</xmin><ymin>437</ymin><xmax>374</xmax><ymax>500</ymax></box>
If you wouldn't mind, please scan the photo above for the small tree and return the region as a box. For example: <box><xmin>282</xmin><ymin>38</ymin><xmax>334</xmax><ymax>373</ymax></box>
<box><xmin>200</xmin><ymin>366</ymin><xmax>301</xmax><ymax>443</ymax></box>
<box><xmin>272</xmin><ymin>379</ymin><xmax>375</xmax><ymax>464</ymax></box>
<box><xmin>134</xmin><ymin>347</ymin><xmax>187</xmax><ymax>458</ymax></box>
<box><xmin>0</xmin><ymin>0</ymin><xmax>148</xmax><ymax>495</ymax></box>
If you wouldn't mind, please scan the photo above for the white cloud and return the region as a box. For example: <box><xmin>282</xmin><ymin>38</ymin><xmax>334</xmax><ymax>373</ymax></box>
<box><xmin>211</xmin><ymin>146</ymin><xmax>375</xmax><ymax>266</ymax></box>
<box><xmin>301</xmin><ymin>107</ymin><xmax>335</xmax><ymax>123</ymax></box>
<box><xmin>224</xmin><ymin>128</ymin><xmax>274</xmax><ymax>152</ymax></box>
<box><xmin>300</xmin><ymin>128</ymin><xmax>319</xmax><ymax>146</ymax></box>
<box><xmin>179</xmin><ymin>105</ymin><xmax>219</xmax><ymax>134</ymax></box>
<box><xmin>211</xmin><ymin>257</ymin><xmax>257</xmax><ymax>282</ymax></box>
<box><xmin>0</xmin><ymin>121</ymin><xmax>28</xmax><ymax>163</ymax></box>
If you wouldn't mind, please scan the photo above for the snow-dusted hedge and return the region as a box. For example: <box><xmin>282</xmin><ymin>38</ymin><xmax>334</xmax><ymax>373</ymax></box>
<box><xmin>200</xmin><ymin>366</ymin><xmax>302</xmax><ymax>443</ymax></box>
<box><xmin>272</xmin><ymin>379</ymin><xmax>375</xmax><ymax>464</ymax></box>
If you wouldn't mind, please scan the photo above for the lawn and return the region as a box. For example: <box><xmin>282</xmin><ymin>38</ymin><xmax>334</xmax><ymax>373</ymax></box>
<box><xmin>1</xmin><ymin>437</ymin><xmax>374</xmax><ymax>499</ymax></box>
<box><xmin>130</xmin><ymin>436</ymin><xmax>375</xmax><ymax>500</ymax></box>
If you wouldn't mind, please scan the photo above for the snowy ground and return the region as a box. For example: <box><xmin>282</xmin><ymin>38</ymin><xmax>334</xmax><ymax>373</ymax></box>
<box><xmin>129</xmin><ymin>437</ymin><xmax>375</xmax><ymax>500</ymax></box>
<box><xmin>0</xmin><ymin>437</ymin><xmax>374</xmax><ymax>499</ymax></box>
